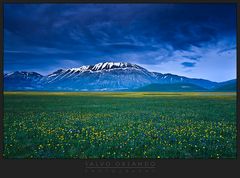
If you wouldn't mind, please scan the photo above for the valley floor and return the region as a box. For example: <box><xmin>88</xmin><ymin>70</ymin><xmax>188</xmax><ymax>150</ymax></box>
<box><xmin>3</xmin><ymin>92</ymin><xmax>237</xmax><ymax>158</ymax></box>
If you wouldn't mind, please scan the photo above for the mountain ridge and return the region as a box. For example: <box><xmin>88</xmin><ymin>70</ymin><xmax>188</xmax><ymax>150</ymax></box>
<box><xmin>4</xmin><ymin>61</ymin><xmax>236</xmax><ymax>91</ymax></box>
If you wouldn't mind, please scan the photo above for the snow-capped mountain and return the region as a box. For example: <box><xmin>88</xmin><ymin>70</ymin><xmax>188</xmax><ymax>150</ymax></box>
<box><xmin>3</xmin><ymin>62</ymin><xmax>235</xmax><ymax>91</ymax></box>
<box><xmin>4</xmin><ymin>71</ymin><xmax>42</xmax><ymax>79</ymax></box>
<box><xmin>65</xmin><ymin>62</ymin><xmax>143</xmax><ymax>72</ymax></box>
<box><xmin>4</xmin><ymin>71</ymin><xmax>43</xmax><ymax>90</ymax></box>
<box><xmin>40</xmin><ymin>62</ymin><xmax>155</xmax><ymax>91</ymax></box>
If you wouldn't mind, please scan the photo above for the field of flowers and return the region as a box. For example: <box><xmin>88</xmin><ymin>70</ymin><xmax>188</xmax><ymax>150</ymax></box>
<box><xmin>3</xmin><ymin>92</ymin><xmax>236</xmax><ymax>159</ymax></box>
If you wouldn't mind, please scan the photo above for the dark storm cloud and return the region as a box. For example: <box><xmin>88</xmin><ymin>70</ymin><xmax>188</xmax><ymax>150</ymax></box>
<box><xmin>218</xmin><ymin>46</ymin><xmax>236</xmax><ymax>54</ymax></box>
<box><xmin>4</xmin><ymin>3</ymin><xmax>236</xmax><ymax>73</ymax></box>
<box><xmin>181</xmin><ymin>62</ymin><xmax>196</xmax><ymax>68</ymax></box>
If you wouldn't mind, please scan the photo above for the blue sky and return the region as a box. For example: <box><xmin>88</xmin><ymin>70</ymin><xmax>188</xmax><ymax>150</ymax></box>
<box><xmin>4</xmin><ymin>4</ymin><xmax>236</xmax><ymax>82</ymax></box>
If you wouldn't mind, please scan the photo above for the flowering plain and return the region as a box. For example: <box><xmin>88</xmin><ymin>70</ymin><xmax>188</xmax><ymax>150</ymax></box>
<box><xmin>3</xmin><ymin>92</ymin><xmax>236</xmax><ymax>158</ymax></box>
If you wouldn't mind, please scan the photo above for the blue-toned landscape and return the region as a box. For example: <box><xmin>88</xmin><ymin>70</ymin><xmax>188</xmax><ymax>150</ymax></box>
<box><xmin>3</xmin><ymin>4</ymin><xmax>237</xmax><ymax>159</ymax></box>
<box><xmin>4</xmin><ymin>61</ymin><xmax>236</xmax><ymax>91</ymax></box>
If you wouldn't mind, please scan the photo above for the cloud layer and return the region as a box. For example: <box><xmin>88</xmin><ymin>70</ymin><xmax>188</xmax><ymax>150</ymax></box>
<box><xmin>4</xmin><ymin>4</ymin><xmax>236</xmax><ymax>82</ymax></box>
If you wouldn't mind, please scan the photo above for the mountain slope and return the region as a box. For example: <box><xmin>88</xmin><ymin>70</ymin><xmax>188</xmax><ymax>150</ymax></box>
<box><xmin>213</xmin><ymin>82</ymin><xmax>236</xmax><ymax>92</ymax></box>
<box><xmin>135</xmin><ymin>83</ymin><xmax>207</xmax><ymax>92</ymax></box>
<box><xmin>152</xmin><ymin>72</ymin><xmax>217</xmax><ymax>89</ymax></box>
<box><xmin>4</xmin><ymin>61</ymin><xmax>234</xmax><ymax>91</ymax></box>
<box><xmin>40</xmin><ymin>62</ymin><xmax>155</xmax><ymax>91</ymax></box>
<box><xmin>4</xmin><ymin>71</ymin><xmax>43</xmax><ymax>90</ymax></box>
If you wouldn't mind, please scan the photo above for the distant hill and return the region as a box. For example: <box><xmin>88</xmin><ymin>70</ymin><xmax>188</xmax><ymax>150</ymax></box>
<box><xmin>135</xmin><ymin>83</ymin><xmax>207</xmax><ymax>92</ymax></box>
<box><xmin>213</xmin><ymin>82</ymin><xmax>236</xmax><ymax>92</ymax></box>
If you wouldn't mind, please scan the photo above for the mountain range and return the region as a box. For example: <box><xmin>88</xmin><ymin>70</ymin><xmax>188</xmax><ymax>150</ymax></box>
<box><xmin>4</xmin><ymin>62</ymin><xmax>236</xmax><ymax>92</ymax></box>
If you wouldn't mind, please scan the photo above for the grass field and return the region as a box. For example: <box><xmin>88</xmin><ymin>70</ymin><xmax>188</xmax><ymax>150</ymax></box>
<box><xmin>3</xmin><ymin>92</ymin><xmax>236</xmax><ymax>159</ymax></box>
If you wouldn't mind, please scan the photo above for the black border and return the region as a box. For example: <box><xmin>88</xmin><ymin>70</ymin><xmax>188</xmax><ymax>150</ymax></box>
<box><xmin>0</xmin><ymin>0</ymin><xmax>239</xmax><ymax>177</ymax></box>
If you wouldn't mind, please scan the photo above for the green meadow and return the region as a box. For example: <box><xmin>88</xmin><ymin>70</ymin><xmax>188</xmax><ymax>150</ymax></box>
<box><xmin>3</xmin><ymin>92</ymin><xmax>236</xmax><ymax>159</ymax></box>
